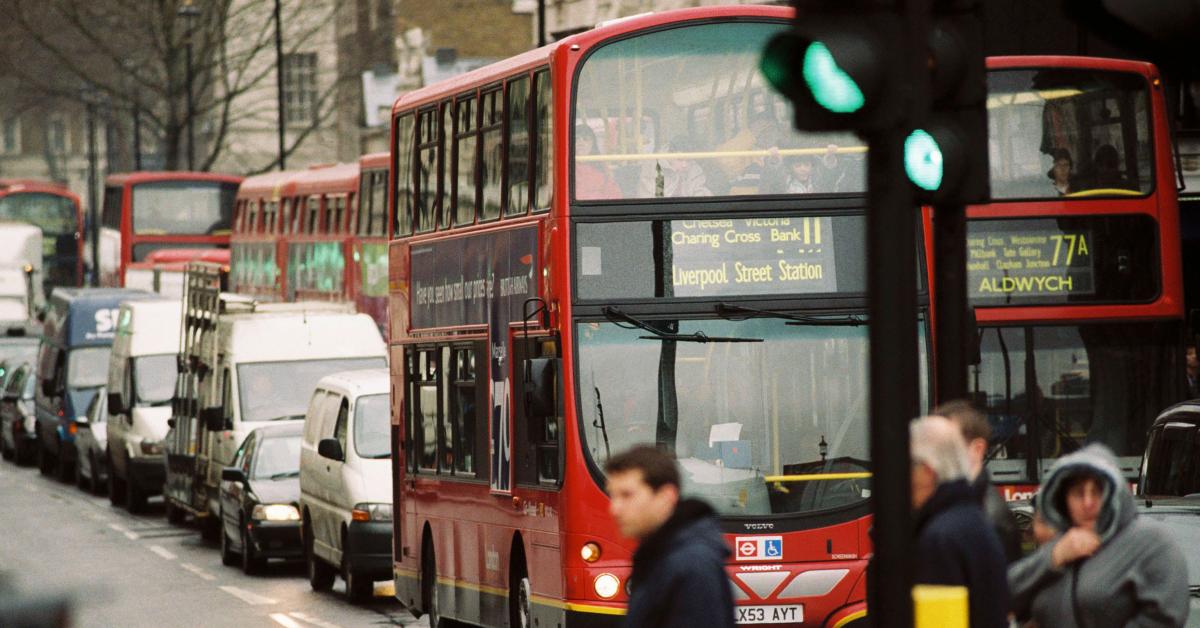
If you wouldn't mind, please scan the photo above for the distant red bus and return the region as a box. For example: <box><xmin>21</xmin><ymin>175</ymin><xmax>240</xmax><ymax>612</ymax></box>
<box><xmin>100</xmin><ymin>171</ymin><xmax>241</xmax><ymax>287</ymax></box>
<box><xmin>386</xmin><ymin>6</ymin><xmax>910</xmax><ymax>627</ymax></box>
<box><xmin>0</xmin><ymin>178</ymin><xmax>84</xmax><ymax>292</ymax></box>
<box><xmin>230</xmin><ymin>158</ymin><xmax>390</xmax><ymax>333</ymax></box>
<box><xmin>967</xmin><ymin>56</ymin><xmax>1186</xmax><ymax>496</ymax></box>
<box><xmin>125</xmin><ymin>247</ymin><xmax>231</xmax><ymax>298</ymax></box>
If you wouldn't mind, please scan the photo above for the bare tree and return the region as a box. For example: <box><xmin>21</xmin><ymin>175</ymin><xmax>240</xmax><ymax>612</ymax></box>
<box><xmin>0</xmin><ymin>0</ymin><xmax>343</xmax><ymax>172</ymax></box>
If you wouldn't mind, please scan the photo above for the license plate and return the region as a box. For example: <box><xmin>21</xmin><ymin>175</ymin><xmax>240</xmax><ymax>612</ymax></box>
<box><xmin>736</xmin><ymin>605</ymin><xmax>804</xmax><ymax>624</ymax></box>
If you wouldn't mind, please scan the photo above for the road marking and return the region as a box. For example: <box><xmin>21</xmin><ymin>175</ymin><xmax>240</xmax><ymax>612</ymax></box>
<box><xmin>107</xmin><ymin>523</ymin><xmax>139</xmax><ymax>540</ymax></box>
<box><xmin>269</xmin><ymin>614</ymin><xmax>304</xmax><ymax>628</ymax></box>
<box><xmin>148</xmin><ymin>545</ymin><xmax>176</xmax><ymax>560</ymax></box>
<box><xmin>179</xmin><ymin>563</ymin><xmax>217</xmax><ymax>581</ymax></box>
<box><xmin>219</xmin><ymin>586</ymin><xmax>277</xmax><ymax>605</ymax></box>
<box><xmin>288</xmin><ymin>612</ymin><xmax>342</xmax><ymax>628</ymax></box>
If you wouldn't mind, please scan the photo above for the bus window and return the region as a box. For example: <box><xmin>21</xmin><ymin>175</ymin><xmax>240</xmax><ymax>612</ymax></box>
<box><xmin>102</xmin><ymin>186</ymin><xmax>122</xmax><ymax>229</ymax></box>
<box><xmin>413</xmin><ymin>348</ymin><xmax>441</xmax><ymax>472</ymax></box>
<box><xmin>448</xmin><ymin>345</ymin><xmax>480</xmax><ymax>476</ymax></box>
<box><xmin>394</xmin><ymin>113</ymin><xmax>415</xmax><ymax>237</ymax></box>
<box><xmin>371</xmin><ymin>171</ymin><xmax>386</xmax><ymax>236</ymax></box>
<box><xmin>332</xmin><ymin>197</ymin><xmax>345</xmax><ymax>233</ymax></box>
<box><xmin>416</xmin><ymin>109</ymin><xmax>439</xmax><ymax>233</ymax></box>
<box><xmin>247</xmin><ymin>200</ymin><xmax>259</xmax><ymax>233</ymax></box>
<box><xmin>356</xmin><ymin>171</ymin><xmax>371</xmax><ymax>236</ymax></box>
<box><xmin>306</xmin><ymin>196</ymin><xmax>319</xmax><ymax>234</ymax></box>
<box><xmin>507</xmin><ymin>76</ymin><xmax>530</xmax><ymax>216</ymax></box>
<box><xmin>480</xmin><ymin>90</ymin><xmax>503</xmax><ymax>222</ymax></box>
<box><xmin>987</xmin><ymin>69</ymin><xmax>1153</xmax><ymax>200</ymax></box>
<box><xmin>454</xmin><ymin>94</ymin><xmax>478</xmax><ymax>226</ymax></box>
<box><xmin>132</xmin><ymin>181</ymin><xmax>236</xmax><ymax>234</ymax></box>
<box><xmin>533</xmin><ymin>69</ymin><xmax>552</xmax><ymax>212</ymax></box>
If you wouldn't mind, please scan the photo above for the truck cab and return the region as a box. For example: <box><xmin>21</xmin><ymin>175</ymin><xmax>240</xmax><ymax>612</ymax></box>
<box><xmin>0</xmin><ymin>222</ymin><xmax>44</xmax><ymax>333</ymax></box>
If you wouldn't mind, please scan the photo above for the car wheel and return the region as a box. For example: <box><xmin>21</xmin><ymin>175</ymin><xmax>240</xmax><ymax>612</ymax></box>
<box><xmin>90</xmin><ymin>453</ymin><xmax>106</xmax><ymax>496</ymax></box>
<box><xmin>108</xmin><ymin>460</ymin><xmax>125</xmax><ymax>506</ymax></box>
<box><xmin>125</xmin><ymin>472</ymin><xmax>146</xmax><ymax>514</ymax></box>
<box><xmin>15</xmin><ymin>438</ymin><xmax>31</xmax><ymax>466</ymax></box>
<box><xmin>37</xmin><ymin>441</ymin><xmax>53</xmax><ymax>475</ymax></box>
<box><xmin>220</xmin><ymin>510</ymin><xmax>238</xmax><ymax>567</ymax></box>
<box><xmin>75</xmin><ymin>450</ymin><xmax>89</xmax><ymax>490</ymax></box>
<box><xmin>422</xmin><ymin>536</ymin><xmax>440</xmax><ymax>628</ymax></box>
<box><xmin>241</xmin><ymin>521</ymin><xmax>265</xmax><ymax>575</ymax></box>
<box><xmin>306</xmin><ymin>519</ymin><xmax>334</xmax><ymax>592</ymax></box>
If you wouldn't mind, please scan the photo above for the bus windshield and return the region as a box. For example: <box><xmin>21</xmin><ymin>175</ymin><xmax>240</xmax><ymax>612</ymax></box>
<box><xmin>988</xmin><ymin>68</ymin><xmax>1153</xmax><ymax>200</ymax></box>
<box><xmin>971</xmin><ymin>322</ymin><xmax>1183</xmax><ymax>482</ymax></box>
<box><xmin>0</xmin><ymin>193</ymin><xmax>77</xmax><ymax>235</ymax></box>
<box><xmin>573</xmin><ymin>21</ymin><xmax>864</xmax><ymax>201</ymax></box>
<box><xmin>132</xmin><ymin>181</ymin><xmax>236</xmax><ymax>235</ymax></box>
<box><xmin>577</xmin><ymin>316</ymin><xmax>928</xmax><ymax>517</ymax></box>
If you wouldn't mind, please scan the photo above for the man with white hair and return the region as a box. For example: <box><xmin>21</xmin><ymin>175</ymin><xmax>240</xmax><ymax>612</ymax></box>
<box><xmin>910</xmin><ymin>415</ymin><xmax>1010</xmax><ymax>628</ymax></box>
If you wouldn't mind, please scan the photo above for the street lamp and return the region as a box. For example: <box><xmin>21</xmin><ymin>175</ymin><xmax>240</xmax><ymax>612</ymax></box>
<box><xmin>274</xmin><ymin>0</ymin><xmax>286</xmax><ymax>170</ymax></box>
<box><xmin>79</xmin><ymin>82</ymin><xmax>100</xmax><ymax>286</ymax></box>
<box><xmin>178</xmin><ymin>0</ymin><xmax>200</xmax><ymax>171</ymax></box>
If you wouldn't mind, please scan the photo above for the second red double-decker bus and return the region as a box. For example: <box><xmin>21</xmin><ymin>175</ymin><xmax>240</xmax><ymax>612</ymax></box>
<box><xmin>0</xmin><ymin>178</ymin><xmax>84</xmax><ymax>293</ymax></box>
<box><xmin>100</xmin><ymin>171</ymin><xmax>241</xmax><ymax>288</ymax></box>
<box><xmin>968</xmin><ymin>56</ymin><xmax>1186</xmax><ymax>497</ymax></box>
<box><xmin>386</xmin><ymin>6</ymin><xmax>925</xmax><ymax>627</ymax></box>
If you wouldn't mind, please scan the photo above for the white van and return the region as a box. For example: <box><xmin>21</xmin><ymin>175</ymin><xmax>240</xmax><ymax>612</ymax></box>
<box><xmin>105</xmin><ymin>299</ymin><xmax>181</xmax><ymax>512</ymax></box>
<box><xmin>0</xmin><ymin>222</ymin><xmax>42</xmax><ymax>330</ymax></box>
<box><xmin>299</xmin><ymin>368</ymin><xmax>392</xmax><ymax>603</ymax></box>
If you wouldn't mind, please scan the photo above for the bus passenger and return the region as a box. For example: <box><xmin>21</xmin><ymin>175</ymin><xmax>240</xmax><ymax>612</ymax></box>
<box><xmin>1091</xmin><ymin>144</ymin><xmax>1123</xmax><ymax>189</ymax></box>
<box><xmin>606</xmin><ymin>446</ymin><xmax>734</xmax><ymax>628</ymax></box>
<box><xmin>575</xmin><ymin>124</ymin><xmax>622</xmax><ymax>200</ymax></box>
<box><xmin>637</xmin><ymin>137</ymin><xmax>712</xmax><ymax>198</ymax></box>
<box><xmin>1047</xmin><ymin>148</ymin><xmax>1078</xmax><ymax>196</ymax></box>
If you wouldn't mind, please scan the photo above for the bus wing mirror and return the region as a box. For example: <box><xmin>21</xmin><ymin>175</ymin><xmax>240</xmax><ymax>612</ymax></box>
<box><xmin>200</xmin><ymin>406</ymin><xmax>226</xmax><ymax>432</ymax></box>
<box><xmin>524</xmin><ymin>357</ymin><xmax>558</xmax><ymax>419</ymax></box>
<box><xmin>966</xmin><ymin>307</ymin><xmax>981</xmax><ymax>366</ymax></box>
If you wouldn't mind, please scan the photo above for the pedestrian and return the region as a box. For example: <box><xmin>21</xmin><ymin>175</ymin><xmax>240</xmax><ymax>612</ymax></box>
<box><xmin>910</xmin><ymin>415</ymin><xmax>1010</xmax><ymax>628</ymax></box>
<box><xmin>1008</xmin><ymin>444</ymin><xmax>1189</xmax><ymax>627</ymax></box>
<box><xmin>934</xmin><ymin>399</ymin><xmax>1022</xmax><ymax>562</ymax></box>
<box><xmin>605</xmin><ymin>445</ymin><xmax>734</xmax><ymax>628</ymax></box>
<box><xmin>1186</xmin><ymin>342</ymin><xmax>1198</xmax><ymax>398</ymax></box>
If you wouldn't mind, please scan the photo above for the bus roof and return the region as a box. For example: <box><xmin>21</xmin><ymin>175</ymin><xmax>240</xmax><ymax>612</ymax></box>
<box><xmin>292</xmin><ymin>162</ymin><xmax>359</xmax><ymax>196</ymax></box>
<box><xmin>0</xmin><ymin>179</ymin><xmax>80</xmax><ymax>203</ymax></box>
<box><xmin>360</xmin><ymin>152</ymin><xmax>389</xmax><ymax>170</ymax></box>
<box><xmin>391</xmin><ymin>5</ymin><xmax>791</xmax><ymax>114</ymax></box>
<box><xmin>105</xmin><ymin>171</ymin><xmax>244</xmax><ymax>187</ymax></box>
<box><xmin>237</xmin><ymin>169</ymin><xmax>303</xmax><ymax>200</ymax></box>
<box><xmin>988</xmin><ymin>55</ymin><xmax>1158</xmax><ymax>76</ymax></box>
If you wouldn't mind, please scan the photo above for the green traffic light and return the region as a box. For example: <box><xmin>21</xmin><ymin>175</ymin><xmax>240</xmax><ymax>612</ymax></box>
<box><xmin>904</xmin><ymin>129</ymin><xmax>944</xmax><ymax>192</ymax></box>
<box><xmin>802</xmin><ymin>42</ymin><xmax>865</xmax><ymax>114</ymax></box>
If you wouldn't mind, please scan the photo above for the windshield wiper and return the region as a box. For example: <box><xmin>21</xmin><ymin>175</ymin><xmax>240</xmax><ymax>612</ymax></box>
<box><xmin>715</xmin><ymin>303</ymin><xmax>867</xmax><ymax>327</ymax></box>
<box><xmin>265</xmin><ymin>414</ymin><xmax>305</xmax><ymax>422</ymax></box>
<box><xmin>269</xmin><ymin>471</ymin><xmax>300</xmax><ymax>480</ymax></box>
<box><xmin>602</xmin><ymin>306</ymin><xmax>762</xmax><ymax>343</ymax></box>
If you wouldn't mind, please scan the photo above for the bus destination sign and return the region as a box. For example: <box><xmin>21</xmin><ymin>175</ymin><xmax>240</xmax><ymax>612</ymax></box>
<box><xmin>967</xmin><ymin>221</ymin><xmax>1094</xmax><ymax>301</ymax></box>
<box><xmin>669</xmin><ymin>217</ymin><xmax>837</xmax><ymax>297</ymax></box>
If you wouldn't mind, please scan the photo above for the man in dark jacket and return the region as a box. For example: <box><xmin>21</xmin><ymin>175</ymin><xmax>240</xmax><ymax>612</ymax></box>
<box><xmin>910</xmin><ymin>416</ymin><xmax>1010</xmax><ymax>628</ymax></box>
<box><xmin>606</xmin><ymin>446</ymin><xmax>733</xmax><ymax>628</ymax></box>
<box><xmin>934</xmin><ymin>400</ymin><xmax>1022</xmax><ymax>562</ymax></box>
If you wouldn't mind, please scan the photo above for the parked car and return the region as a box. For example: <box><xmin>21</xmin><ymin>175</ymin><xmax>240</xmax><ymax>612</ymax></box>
<box><xmin>1136</xmin><ymin>497</ymin><xmax>1200</xmax><ymax>626</ymax></box>
<box><xmin>0</xmin><ymin>362</ymin><xmax>37</xmax><ymax>465</ymax></box>
<box><xmin>218</xmin><ymin>422</ymin><xmax>303</xmax><ymax>575</ymax></box>
<box><xmin>74</xmin><ymin>386</ymin><xmax>107</xmax><ymax>495</ymax></box>
<box><xmin>299</xmin><ymin>369</ymin><xmax>392</xmax><ymax>602</ymax></box>
<box><xmin>1140</xmin><ymin>401</ymin><xmax>1200</xmax><ymax>497</ymax></box>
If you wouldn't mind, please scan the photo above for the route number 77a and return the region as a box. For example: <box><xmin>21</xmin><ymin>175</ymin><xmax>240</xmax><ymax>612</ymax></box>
<box><xmin>1050</xmin><ymin>233</ymin><xmax>1089</xmax><ymax>267</ymax></box>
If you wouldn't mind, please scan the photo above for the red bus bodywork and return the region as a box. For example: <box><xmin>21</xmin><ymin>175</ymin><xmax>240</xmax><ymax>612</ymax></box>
<box><xmin>387</xmin><ymin>6</ymin><xmax>872</xmax><ymax>628</ymax></box>
<box><xmin>231</xmin><ymin>169</ymin><xmax>299</xmax><ymax>301</ymax></box>
<box><xmin>353</xmin><ymin>152</ymin><xmax>391</xmax><ymax>334</ymax></box>
<box><xmin>101</xmin><ymin>171</ymin><xmax>241</xmax><ymax>287</ymax></box>
<box><xmin>0</xmin><ymin>179</ymin><xmax>84</xmax><ymax>291</ymax></box>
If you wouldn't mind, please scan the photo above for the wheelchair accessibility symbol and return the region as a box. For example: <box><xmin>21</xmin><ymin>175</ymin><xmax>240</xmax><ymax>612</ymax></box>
<box><xmin>734</xmin><ymin>535</ymin><xmax>784</xmax><ymax>561</ymax></box>
<box><xmin>764</xmin><ymin>539</ymin><xmax>782</xmax><ymax>557</ymax></box>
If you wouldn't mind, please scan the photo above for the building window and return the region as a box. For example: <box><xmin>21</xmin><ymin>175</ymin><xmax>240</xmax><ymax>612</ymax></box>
<box><xmin>282</xmin><ymin>53</ymin><xmax>318</xmax><ymax>125</ymax></box>
<box><xmin>47</xmin><ymin>116</ymin><xmax>67</xmax><ymax>155</ymax></box>
<box><xmin>1</xmin><ymin>117</ymin><xmax>20</xmax><ymax>154</ymax></box>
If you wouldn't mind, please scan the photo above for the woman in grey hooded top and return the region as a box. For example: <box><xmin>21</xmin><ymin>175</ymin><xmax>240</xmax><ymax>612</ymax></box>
<box><xmin>1009</xmin><ymin>444</ymin><xmax>1189</xmax><ymax>627</ymax></box>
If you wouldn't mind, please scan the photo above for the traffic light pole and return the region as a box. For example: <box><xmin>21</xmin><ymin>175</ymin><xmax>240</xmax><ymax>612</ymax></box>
<box><xmin>934</xmin><ymin>203</ymin><xmax>969</xmax><ymax>401</ymax></box>
<box><xmin>866</xmin><ymin>127</ymin><xmax>918</xmax><ymax>628</ymax></box>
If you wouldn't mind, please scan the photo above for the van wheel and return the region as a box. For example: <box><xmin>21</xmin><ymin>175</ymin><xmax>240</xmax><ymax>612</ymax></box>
<box><xmin>125</xmin><ymin>473</ymin><xmax>146</xmax><ymax>513</ymax></box>
<box><xmin>108</xmin><ymin>457</ymin><xmax>125</xmax><ymax>506</ymax></box>
<box><xmin>56</xmin><ymin>441</ymin><xmax>74</xmax><ymax>483</ymax></box>
<box><xmin>1</xmin><ymin>436</ymin><xmax>13</xmax><ymax>460</ymax></box>
<box><xmin>37</xmin><ymin>442</ymin><xmax>53</xmax><ymax>475</ymax></box>
<box><xmin>345</xmin><ymin>564</ymin><xmax>373</xmax><ymax>603</ymax></box>
<box><xmin>306</xmin><ymin>519</ymin><xmax>334</xmax><ymax>592</ymax></box>
<box><xmin>421</xmin><ymin>535</ymin><xmax>440</xmax><ymax>628</ymax></box>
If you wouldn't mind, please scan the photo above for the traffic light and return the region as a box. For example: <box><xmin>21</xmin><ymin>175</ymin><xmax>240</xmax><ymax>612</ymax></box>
<box><xmin>904</xmin><ymin>0</ymin><xmax>989</xmax><ymax>204</ymax></box>
<box><xmin>761</xmin><ymin>9</ymin><xmax>910</xmax><ymax>133</ymax></box>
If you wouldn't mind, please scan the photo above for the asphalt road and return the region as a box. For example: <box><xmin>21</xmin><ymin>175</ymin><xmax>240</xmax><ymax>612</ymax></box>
<box><xmin>0</xmin><ymin>460</ymin><xmax>422</xmax><ymax>627</ymax></box>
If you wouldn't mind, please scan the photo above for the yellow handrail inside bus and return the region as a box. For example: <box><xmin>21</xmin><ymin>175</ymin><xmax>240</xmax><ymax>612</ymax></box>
<box><xmin>763</xmin><ymin>472</ymin><xmax>873</xmax><ymax>483</ymax></box>
<box><xmin>576</xmin><ymin>146</ymin><xmax>868</xmax><ymax>163</ymax></box>
<box><xmin>1062</xmin><ymin>188</ymin><xmax>1143</xmax><ymax>198</ymax></box>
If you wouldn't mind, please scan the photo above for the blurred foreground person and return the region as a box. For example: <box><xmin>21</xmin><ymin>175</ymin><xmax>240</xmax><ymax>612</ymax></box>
<box><xmin>1009</xmin><ymin>444</ymin><xmax>1188</xmax><ymax>627</ymax></box>
<box><xmin>911</xmin><ymin>415</ymin><xmax>1010</xmax><ymax>628</ymax></box>
<box><xmin>606</xmin><ymin>446</ymin><xmax>733</xmax><ymax>628</ymax></box>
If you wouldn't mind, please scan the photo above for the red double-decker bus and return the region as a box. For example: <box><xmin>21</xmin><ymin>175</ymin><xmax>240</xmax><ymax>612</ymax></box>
<box><xmin>967</xmin><ymin>56</ymin><xmax>1186</xmax><ymax>498</ymax></box>
<box><xmin>100</xmin><ymin>171</ymin><xmax>241</xmax><ymax>287</ymax></box>
<box><xmin>230</xmin><ymin>157</ymin><xmax>390</xmax><ymax>333</ymax></box>
<box><xmin>0</xmin><ymin>178</ymin><xmax>84</xmax><ymax>293</ymax></box>
<box><xmin>388</xmin><ymin>6</ymin><xmax>923</xmax><ymax>627</ymax></box>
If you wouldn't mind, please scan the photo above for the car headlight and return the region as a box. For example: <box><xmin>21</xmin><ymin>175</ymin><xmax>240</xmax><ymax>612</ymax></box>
<box><xmin>252</xmin><ymin>504</ymin><xmax>301</xmax><ymax>522</ymax></box>
<box><xmin>351</xmin><ymin>503</ymin><xmax>392</xmax><ymax>522</ymax></box>
<box><xmin>139</xmin><ymin>440</ymin><xmax>163</xmax><ymax>455</ymax></box>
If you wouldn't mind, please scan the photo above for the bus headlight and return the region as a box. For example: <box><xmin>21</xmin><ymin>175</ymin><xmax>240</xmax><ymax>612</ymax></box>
<box><xmin>252</xmin><ymin>504</ymin><xmax>300</xmax><ymax>521</ymax></box>
<box><xmin>593</xmin><ymin>573</ymin><xmax>620</xmax><ymax>599</ymax></box>
<box><xmin>581</xmin><ymin>542</ymin><xmax>601</xmax><ymax>563</ymax></box>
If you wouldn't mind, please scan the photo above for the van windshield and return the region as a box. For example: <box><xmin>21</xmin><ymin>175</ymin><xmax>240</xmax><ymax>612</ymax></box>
<box><xmin>238</xmin><ymin>357</ymin><xmax>386</xmax><ymax>422</ymax></box>
<box><xmin>133</xmin><ymin>354</ymin><xmax>177</xmax><ymax>405</ymax></box>
<box><xmin>353</xmin><ymin>394</ymin><xmax>390</xmax><ymax>459</ymax></box>
<box><xmin>67</xmin><ymin>347</ymin><xmax>111</xmax><ymax>389</ymax></box>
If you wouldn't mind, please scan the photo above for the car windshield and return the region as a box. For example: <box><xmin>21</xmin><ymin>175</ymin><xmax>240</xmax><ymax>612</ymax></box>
<box><xmin>237</xmin><ymin>357</ymin><xmax>386</xmax><ymax>422</ymax></box>
<box><xmin>353</xmin><ymin>393</ymin><xmax>390</xmax><ymax>459</ymax></box>
<box><xmin>67</xmin><ymin>346</ymin><xmax>112</xmax><ymax>389</ymax></box>
<box><xmin>133</xmin><ymin>354</ymin><xmax>177</xmax><ymax>406</ymax></box>
<box><xmin>988</xmin><ymin>68</ymin><xmax>1152</xmax><ymax>200</ymax></box>
<box><xmin>577</xmin><ymin>316</ymin><xmax>928</xmax><ymax>516</ymax></box>
<box><xmin>252</xmin><ymin>434</ymin><xmax>302</xmax><ymax>480</ymax></box>
<box><xmin>1138</xmin><ymin>509</ymin><xmax>1200</xmax><ymax>585</ymax></box>
<box><xmin>0</xmin><ymin>192</ymin><xmax>77</xmax><ymax>235</ymax></box>
<box><xmin>132</xmin><ymin>181</ymin><xmax>236</xmax><ymax>235</ymax></box>
<box><xmin>573</xmin><ymin>21</ymin><xmax>864</xmax><ymax>201</ymax></box>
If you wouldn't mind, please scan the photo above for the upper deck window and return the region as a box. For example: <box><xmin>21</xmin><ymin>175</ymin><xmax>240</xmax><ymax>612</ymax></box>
<box><xmin>988</xmin><ymin>69</ymin><xmax>1153</xmax><ymax>200</ymax></box>
<box><xmin>573</xmin><ymin>21</ymin><xmax>863</xmax><ymax>202</ymax></box>
<box><xmin>131</xmin><ymin>181</ymin><xmax>236</xmax><ymax>235</ymax></box>
<box><xmin>0</xmin><ymin>192</ymin><xmax>77</xmax><ymax>236</ymax></box>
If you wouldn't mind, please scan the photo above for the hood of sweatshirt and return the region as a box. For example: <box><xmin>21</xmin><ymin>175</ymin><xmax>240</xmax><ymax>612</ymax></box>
<box><xmin>1037</xmin><ymin>444</ymin><xmax>1135</xmax><ymax>543</ymax></box>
